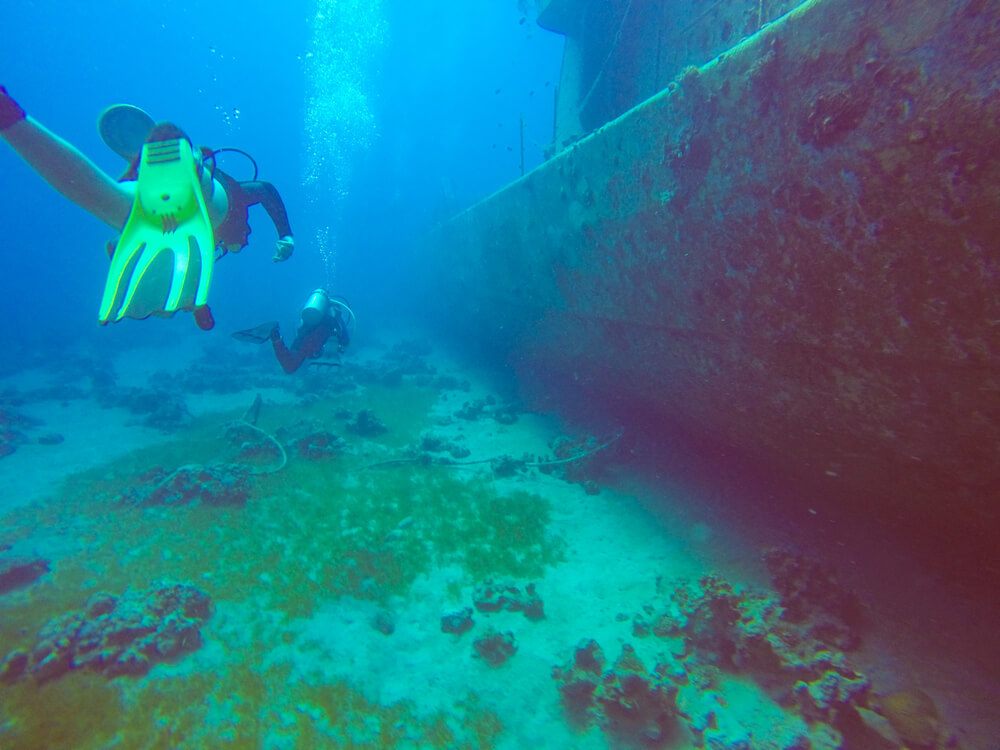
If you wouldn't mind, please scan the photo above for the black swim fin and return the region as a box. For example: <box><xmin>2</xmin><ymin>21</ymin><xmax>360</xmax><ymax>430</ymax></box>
<box><xmin>232</xmin><ymin>321</ymin><xmax>278</xmax><ymax>344</ymax></box>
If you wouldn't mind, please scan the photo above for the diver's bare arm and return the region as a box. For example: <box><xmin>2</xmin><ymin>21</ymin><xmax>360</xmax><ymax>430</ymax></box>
<box><xmin>2</xmin><ymin>117</ymin><xmax>132</xmax><ymax>229</ymax></box>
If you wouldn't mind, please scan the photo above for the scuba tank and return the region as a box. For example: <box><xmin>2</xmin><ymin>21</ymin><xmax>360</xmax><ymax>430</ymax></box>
<box><xmin>301</xmin><ymin>289</ymin><xmax>331</xmax><ymax>327</ymax></box>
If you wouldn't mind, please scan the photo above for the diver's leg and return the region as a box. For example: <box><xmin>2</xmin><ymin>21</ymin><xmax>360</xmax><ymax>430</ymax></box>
<box><xmin>1</xmin><ymin>90</ymin><xmax>132</xmax><ymax>230</ymax></box>
<box><xmin>271</xmin><ymin>329</ymin><xmax>306</xmax><ymax>374</ymax></box>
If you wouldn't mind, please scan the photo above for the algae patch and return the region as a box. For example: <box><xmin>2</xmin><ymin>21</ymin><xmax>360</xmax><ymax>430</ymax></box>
<box><xmin>0</xmin><ymin>383</ymin><xmax>563</xmax><ymax>748</ymax></box>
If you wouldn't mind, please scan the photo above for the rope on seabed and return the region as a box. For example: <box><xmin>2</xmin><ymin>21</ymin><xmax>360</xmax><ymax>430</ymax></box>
<box><xmin>135</xmin><ymin>407</ymin><xmax>286</xmax><ymax>500</ymax></box>
<box><xmin>141</xmin><ymin>419</ymin><xmax>288</xmax><ymax>500</ymax></box>
<box><xmin>229</xmin><ymin>419</ymin><xmax>288</xmax><ymax>475</ymax></box>
<box><xmin>365</xmin><ymin>428</ymin><xmax>625</xmax><ymax>471</ymax></box>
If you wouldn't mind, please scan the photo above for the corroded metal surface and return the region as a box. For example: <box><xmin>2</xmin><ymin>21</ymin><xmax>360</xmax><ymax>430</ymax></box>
<box><xmin>421</xmin><ymin>0</ymin><xmax>999</xmax><ymax>539</ymax></box>
<box><xmin>540</xmin><ymin>0</ymin><xmax>806</xmax><ymax>147</ymax></box>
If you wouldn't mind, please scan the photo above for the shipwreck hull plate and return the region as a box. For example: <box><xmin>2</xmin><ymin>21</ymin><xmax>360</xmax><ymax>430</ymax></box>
<box><xmin>419</xmin><ymin>0</ymin><xmax>999</xmax><ymax>558</ymax></box>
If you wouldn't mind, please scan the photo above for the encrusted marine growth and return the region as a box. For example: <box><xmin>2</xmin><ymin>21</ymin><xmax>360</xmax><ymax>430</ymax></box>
<box><xmin>763</xmin><ymin>547</ymin><xmax>864</xmax><ymax>650</ymax></box>
<box><xmin>0</xmin><ymin>405</ymin><xmax>42</xmax><ymax>458</ymax></box>
<box><xmin>651</xmin><ymin>572</ymin><xmax>869</xmax><ymax>706</ymax></box>
<box><xmin>121</xmin><ymin>463</ymin><xmax>252</xmax><ymax>507</ymax></box>
<box><xmin>0</xmin><ymin>555</ymin><xmax>50</xmax><ymax>596</ymax></box>
<box><xmin>552</xmin><ymin>640</ymin><xmax>679</xmax><ymax>747</ymax></box>
<box><xmin>420</xmin><ymin>432</ymin><xmax>471</xmax><ymax>459</ymax></box>
<box><xmin>472</xmin><ymin>628</ymin><xmax>517</xmax><ymax>667</ymax></box>
<box><xmin>552</xmin><ymin>639</ymin><xmax>606</xmax><ymax>726</ymax></box>
<box><xmin>1</xmin><ymin>581</ymin><xmax>211</xmax><ymax>684</ymax></box>
<box><xmin>440</xmin><ymin>606</ymin><xmax>475</xmax><ymax>636</ymax></box>
<box><xmin>550</xmin><ymin>550</ymin><xmax>896</xmax><ymax>747</ymax></box>
<box><xmin>537</xmin><ymin>431</ymin><xmax>619</xmax><ymax>495</ymax></box>
<box><xmin>347</xmin><ymin>409</ymin><xmax>389</xmax><ymax>437</ymax></box>
<box><xmin>455</xmin><ymin>395</ymin><xmax>520</xmax><ymax>425</ymax></box>
<box><xmin>353</xmin><ymin>339</ymin><xmax>435</xmax><ymax>387</ymax></box>
<box><xmin>293</xmin><ymin>430</ymin><xmax>346</xmax><ymax>460</ymax></box>
<box><xmin>472</xmin><ymin>579</ymin><xmax>545</xmax><ymax>621</ymax></box>
<box><xmin>94</xmin><ymin>383</ymin><xmax>191</xmax><ymax>431</ymax></box>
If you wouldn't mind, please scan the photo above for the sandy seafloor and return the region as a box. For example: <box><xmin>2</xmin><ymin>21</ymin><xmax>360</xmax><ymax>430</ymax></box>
<box><xmin>0</xmin><ymin>330</ymin><xmax>997</xmax><ymax>750</ymax></box>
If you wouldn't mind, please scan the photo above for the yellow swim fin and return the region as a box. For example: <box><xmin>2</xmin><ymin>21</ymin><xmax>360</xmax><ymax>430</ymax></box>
<box><xmin>99</xmin><ymin>136</ymin><xmax>215</xmax><ymax>324</ymax></box>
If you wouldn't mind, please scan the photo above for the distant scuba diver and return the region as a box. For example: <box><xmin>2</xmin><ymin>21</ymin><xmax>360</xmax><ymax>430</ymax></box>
<box><xmin>234</xmin><ymin>289</ymin><xmax>354</xmax><ymax>374</ymax></box>
<box><xmin>0</xmin><ymin>87</ymin><xmax>294</xmax><ymax>331</ymax></box>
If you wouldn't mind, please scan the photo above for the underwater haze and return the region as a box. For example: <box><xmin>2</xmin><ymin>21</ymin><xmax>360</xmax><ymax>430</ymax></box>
<box><xmin>0</xmin><ymin>0</ymin><xmax>559</xmax><ymax>351</ymax></box>
<box><xmin>1</xmin><ymin>1</ymin><xmax>998</xmax><ymax>749</ymax></box>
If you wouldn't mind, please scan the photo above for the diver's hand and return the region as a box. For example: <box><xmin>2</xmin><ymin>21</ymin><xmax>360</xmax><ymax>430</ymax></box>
<box><xmin>273</xmin><ymin>235</ymin><xmax>294</xmax><ymax>262</ymax></box>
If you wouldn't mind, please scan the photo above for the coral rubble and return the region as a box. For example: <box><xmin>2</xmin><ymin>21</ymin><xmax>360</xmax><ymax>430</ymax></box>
<box><xmin>553</xmin><ymin>640</ymin><xmax>679</xmax><ymax>746</ymax></box>
<box><xmin>2</xmin><ymin>581</ymin><xmax>211</xmax><ymax>683</ymax></box>
<box><xmin>472</xmin><ymin>579</ymin><xmax>545</xmax><ymax>621</ymax></box>
<box><xmin>0</xmin><ymin>556</ymin><xmax>50</xmax><ymax>595</ymax></box>
<box><xmin>556</xmin><ymin>550</ymin><xmax>888</xmax><ymax>748</ymax></box>
<box><xmin>294</xmin><ymin>430</ymin><xmax>346</xmax><ymax>460</ymax></box>
<box><xmin>441</xmin><ymin>607</ymin><xmax>475</xmax><ymax>636</ymax></box>
<box><xmin>121</xmin><ymin>464</ymin><xmax>252</xmax><ymax>507</ymax></box>
<box><xmin>473</xmin><ymin>628</ymin><xmax>517</xmax><ymax>667</ymax></box>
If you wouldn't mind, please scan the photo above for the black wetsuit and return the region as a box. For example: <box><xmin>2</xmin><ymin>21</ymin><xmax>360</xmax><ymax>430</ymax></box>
<box><xmin>271</xmin><ymin>312</ymin><xmax>351</xmax><ymax>374</ymax></box>
<box><xmin>213</xmin><ymin>169</ymin><xmax>292</xmax><ymax>253</ymax></box>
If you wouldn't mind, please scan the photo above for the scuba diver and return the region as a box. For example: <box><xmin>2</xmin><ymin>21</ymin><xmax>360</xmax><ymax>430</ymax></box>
<box><xmin>0</xmin><ymin>87</ymin><xmax>294</xmax><ymax>330</ymax></box>
<box><xmin>234</xmin><ymin>289</ymin><xmax>354</xmax><ymax>374</ymax></box>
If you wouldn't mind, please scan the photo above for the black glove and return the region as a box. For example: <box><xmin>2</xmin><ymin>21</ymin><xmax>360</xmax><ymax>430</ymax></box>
<box><xmin>0</xmin><ymin>86</ymin><xmax>26</xmax><ymax>131</ymax></box>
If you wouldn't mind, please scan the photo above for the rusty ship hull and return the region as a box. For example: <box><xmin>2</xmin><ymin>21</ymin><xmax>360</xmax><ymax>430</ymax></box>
<box><xmin>416</xmin><ymin>0</ymin><xmax>999</xmax><ymax>571</ymax></box>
